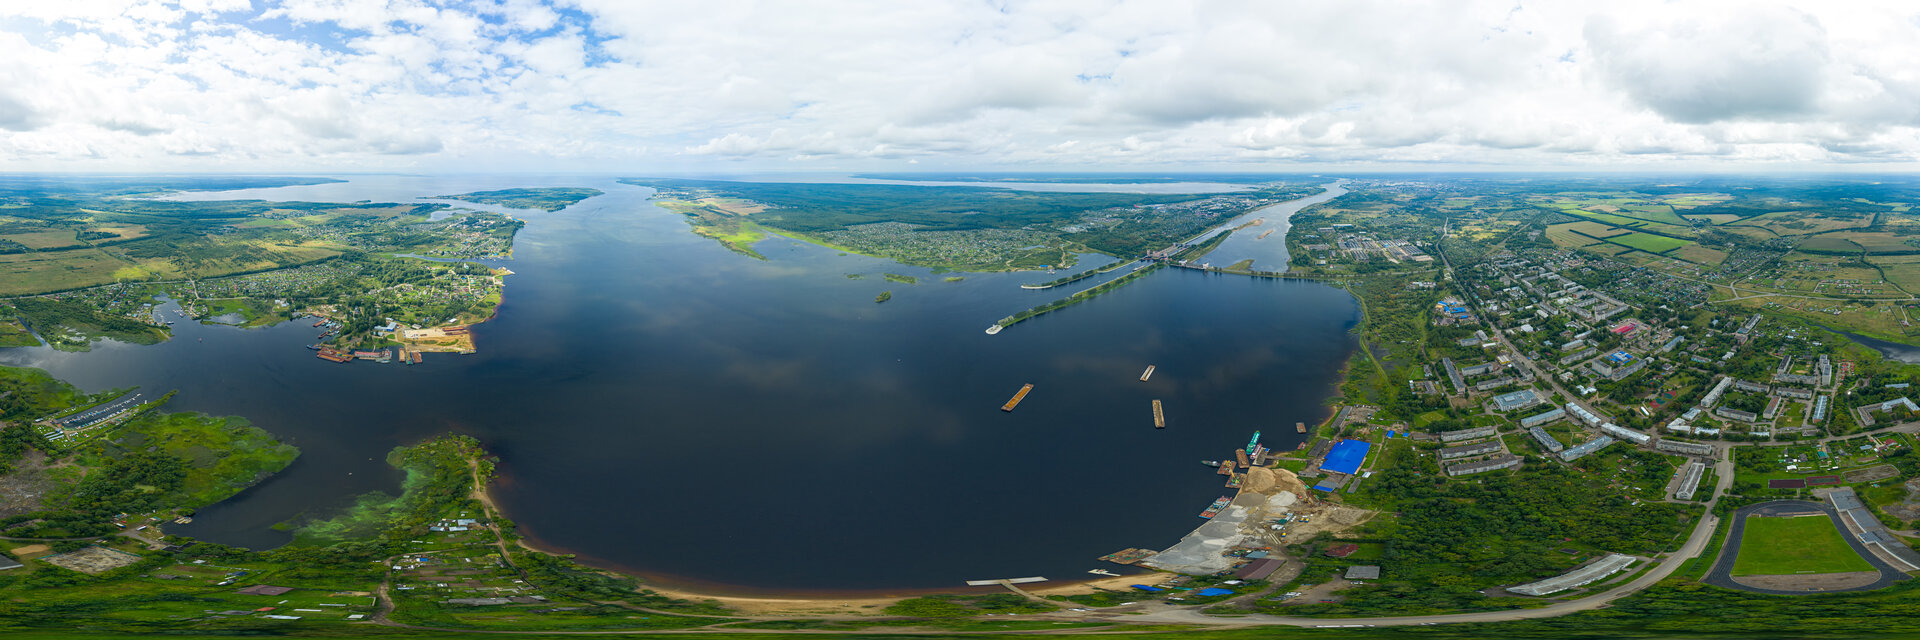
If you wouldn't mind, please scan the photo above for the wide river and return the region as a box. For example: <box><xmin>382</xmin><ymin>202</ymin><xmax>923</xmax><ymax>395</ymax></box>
<box><xmin>0</xmin><ymin>176</ymin><xmax>1359</xmax><ymax>594</ymax></box>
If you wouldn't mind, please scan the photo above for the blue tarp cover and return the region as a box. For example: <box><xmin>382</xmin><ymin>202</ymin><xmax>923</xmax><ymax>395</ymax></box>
<box><xmin>1195</xmin><ymin>588</ymin><xmax>1234</xmax><ymax>597</ymax></box>
<box><xmin>1321</xmin><ymin>439</ymin><xmax>1372</xmax><ymax>475</ymax></box>
<box><xmin>1131</xmin><ymin>585</ymin><xmax>1164</xmax><ymax>592</ymax></box>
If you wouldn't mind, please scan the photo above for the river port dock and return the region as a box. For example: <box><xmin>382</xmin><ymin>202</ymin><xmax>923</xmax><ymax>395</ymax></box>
<box><xmin>1140</xmin><ymin>365</ymin><xmax>1155</xmax><ymax>381</ymax></box>
<box><xmin>1098</xmin><ymin>548</ymin><xmax>1158</xmax><ymax>565</ymax></box>
<box><xmin>1152</xmin><ymin>399</ymin><xmax>1165</xmax><ymax>428</ymax></box>
<box><xmin>1002</xmin><ymin>384</ymin><xmax>1033</xmax><ymax>412</ymax></box>
<box><xmin>1198</xmin><ymin>496</ymin><xmax>1231</xmax><ymax>519</ymax></box>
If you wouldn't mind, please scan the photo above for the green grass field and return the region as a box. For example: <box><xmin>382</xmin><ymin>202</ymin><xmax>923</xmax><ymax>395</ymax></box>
<box><xmin>1606</xmin><ymin>232</ymin><xmax>1691</xmax><ymax>254</ymax></box>
<box><xmin>1731</xmin><ymin>514</ymin><xmax>1875</xmax><ymax>576</ymax></box>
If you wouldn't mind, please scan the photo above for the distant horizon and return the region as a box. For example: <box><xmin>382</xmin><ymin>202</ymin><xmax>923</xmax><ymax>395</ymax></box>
<box><xmin>5</xmin><ymin>2</ymin><xmax>1919</xmax><ymax>172</ymax></box>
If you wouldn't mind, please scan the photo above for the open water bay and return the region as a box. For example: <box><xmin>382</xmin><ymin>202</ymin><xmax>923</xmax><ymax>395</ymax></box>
<box><xmin>0</xmin><ymin>176</ymin><xmax>1359</xmax><ymax>593</ymax></box>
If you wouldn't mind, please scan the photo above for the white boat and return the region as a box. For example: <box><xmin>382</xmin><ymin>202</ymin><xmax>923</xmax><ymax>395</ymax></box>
<box><xmin>985</xmin><ymin>324</ymin><xmax>1003</xmax><ymax>335</ymax></box>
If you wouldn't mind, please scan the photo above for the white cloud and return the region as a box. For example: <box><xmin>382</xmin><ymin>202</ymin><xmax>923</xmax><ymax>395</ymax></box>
<box><xmin>0</xmin><ymin>0</ymin><xmax>1918</xmax><ymax>171</ymax></box>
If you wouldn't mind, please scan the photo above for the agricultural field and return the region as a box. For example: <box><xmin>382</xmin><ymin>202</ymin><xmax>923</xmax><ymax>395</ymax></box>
<box><xmin>1728</xmin><ymin>210</ymin><xmax>1873</xmax><ymax>235</ymax></box>
<box><xmin>1672</xmin><ymin>244</ymin><xmax>1729</xmax><ymax>266</ymax></box>
<box><xmin>1800</xmin><ymin>231</ymin><xmax>1920</xmax><ymax>255</ymax></box>
<box><xmin>1683</xmin><ymin>213</ymin><xmax>1743</xmax><ymax>225</ymax></box>
<box><xmin>1868</xmin><ymin>256</ymin><xmax>1920</xmax><ymax>294</ymax></box>
<box><xmin>0</xmin><ymin>248</ymin><xmax>139</xmax><ymax>295</ymax></box>
<box><xmin>0</xmin><ymin>229</ymin><xmax>80</xmax><ymax>249</ymax></box>
<box><xmin>1731</xmin><ymin>515</ymin><xmax>1874</xmax><ymax>576</ymax></box>
<box><xmin>1606</xmin><ymin>232</ymin><xmax>1692</xmax><ymax>254</ymax></box>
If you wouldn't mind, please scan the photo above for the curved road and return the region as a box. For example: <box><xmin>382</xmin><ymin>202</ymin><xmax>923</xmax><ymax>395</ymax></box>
<box><xmin>1105</xmin><ymin>446</ymin><xmax>1737</xmax><ymax>628</ymax></box>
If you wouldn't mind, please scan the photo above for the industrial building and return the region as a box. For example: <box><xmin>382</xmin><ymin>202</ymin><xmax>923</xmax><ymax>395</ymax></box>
<box><xmin>1507</xmin><ymin>554</ymin><xmax>1637</xmax><ymax>596</ymax></box>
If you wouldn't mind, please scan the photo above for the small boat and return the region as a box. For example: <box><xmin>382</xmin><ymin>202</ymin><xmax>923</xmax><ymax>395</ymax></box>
<box><xmin>985</xmin><ymin>324</ymin><xmax>1002</xmax><ymax>335</ymax></box>
<box><xmin>1201</xmin><ymin>460</ymin><xmax>1221</xmax><ymax>467</ymax></box>
<box><xmin>1087</xmin><ymin>569</ymin><xmax>1119</xmax><ymax>576</ymax></box>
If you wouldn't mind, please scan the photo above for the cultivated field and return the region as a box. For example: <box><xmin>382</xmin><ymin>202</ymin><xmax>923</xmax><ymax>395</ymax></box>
<box><xmin>1607</xmin><ymin>232</ymin><xmax>1691</xmax><ymax>254</ymax></box>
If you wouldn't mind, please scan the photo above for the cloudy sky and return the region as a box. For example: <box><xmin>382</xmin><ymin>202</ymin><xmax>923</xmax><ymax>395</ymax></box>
<box><xmin>3</xmin><ymin>0</ymin><xmax>1919</xmax><ymax>172</ymax></box>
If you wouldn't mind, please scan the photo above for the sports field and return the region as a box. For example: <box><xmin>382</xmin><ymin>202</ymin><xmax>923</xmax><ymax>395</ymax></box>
<box><xmin>1731</xmin><ymin>514</ymin><xmax>1875</xmax><ymax>576</ymax></box>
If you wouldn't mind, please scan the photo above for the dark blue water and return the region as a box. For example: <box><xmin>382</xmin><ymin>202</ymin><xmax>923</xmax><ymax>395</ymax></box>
<box><xmin>0</xmin><ymin>176</ymin><xmax>1359</xmax><ymax>593</ymax></box>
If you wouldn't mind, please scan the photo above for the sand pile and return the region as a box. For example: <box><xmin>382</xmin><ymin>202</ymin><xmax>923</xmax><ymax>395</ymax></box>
<box><xmin>1244</xmin><ymin>466</ymin><xmax>1310</xmax><ymax>498</ymax></box>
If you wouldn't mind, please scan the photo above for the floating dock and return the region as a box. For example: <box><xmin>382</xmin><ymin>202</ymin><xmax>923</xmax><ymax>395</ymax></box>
<box><xmin>1139</xmin><ymin>365</ymin><xmax>1155</xmax><ymax>381</ymax></box>
<box><xmin>1002</xmin><ymin>384</ymin><xmax>1034</xmax><ymax>412</ymax></box>
<box><xmin>1152</xmin><ymin>399</ymin><xmax>1165</xmax><ymax>428</ymax></box>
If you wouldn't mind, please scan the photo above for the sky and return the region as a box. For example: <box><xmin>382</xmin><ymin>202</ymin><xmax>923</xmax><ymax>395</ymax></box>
<box><xmin>3</xmin><ymin>0</ymin><xmax>1920</xmax><ymax>173</ymax></box>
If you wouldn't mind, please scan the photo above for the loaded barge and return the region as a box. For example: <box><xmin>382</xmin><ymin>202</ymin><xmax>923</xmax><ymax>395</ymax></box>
<box><xmin>1198</xmin><ymin>496</ymin><xmax>1231</xmax><ymax>519</ymax></box>
<box><xmin>1152</xmin><ymin>399</ymin><xmax>1165</xmax><ymax>428</ymax></box>
<box><xmin>1002</xmin><ymin>384</ymin><xmax>1034</xmax><ymax>412</ymax></box>
<box><xmin>1139</xmin><ymin>365</ymin><xmax>1155</xmax><ymax>381</ymax></box>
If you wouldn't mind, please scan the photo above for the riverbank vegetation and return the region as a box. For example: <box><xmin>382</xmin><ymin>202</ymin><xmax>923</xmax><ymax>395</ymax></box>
<box><xmin>628</xmin><ymin>178</ymin><xmax>1321</xmax><ymax>271</ymax></box>
<box><xmin>1022</xmin><ymin>258</ymin><xmax>1132</xmax><ymax>289</ymax></box>
<box><xmin>432</xmin><ymin>188</ymin><xmax>602</xmax><ymax>212</ymax></box>
<box><xmin>997</xmin><ymin>264</ymin><xmax>1162</xmax><ymax>328</ymax></box>
<box><xmin>0</xmin><ymin>366</ymin><xmax>296</xmax><ymax>539</ymax></box>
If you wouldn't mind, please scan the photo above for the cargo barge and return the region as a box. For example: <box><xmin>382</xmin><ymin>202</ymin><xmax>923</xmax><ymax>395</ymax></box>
<box><xmin>1139</xmin><ymin>365</ymin><xmax>1155</xmax><ymax>381</ymax></box>
<box><xmin>1152</xmin><ymin>399</ymin><xmax>1165</xmax><ymax>428</ymax></box>
<box><xmin>1002</xmin><ymin>384</ymin><xmax>1034</xmax><ymax>412</ymax></box>
<box><xmin>1199</xmin><ymin>496</ymin><xmax>1231</xmax><ymax>519</ymax></box>
<box><xmin>1296</xmin><ymin>422</ymin><xmax>1307</xmax><ymax>434</ymax></box>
